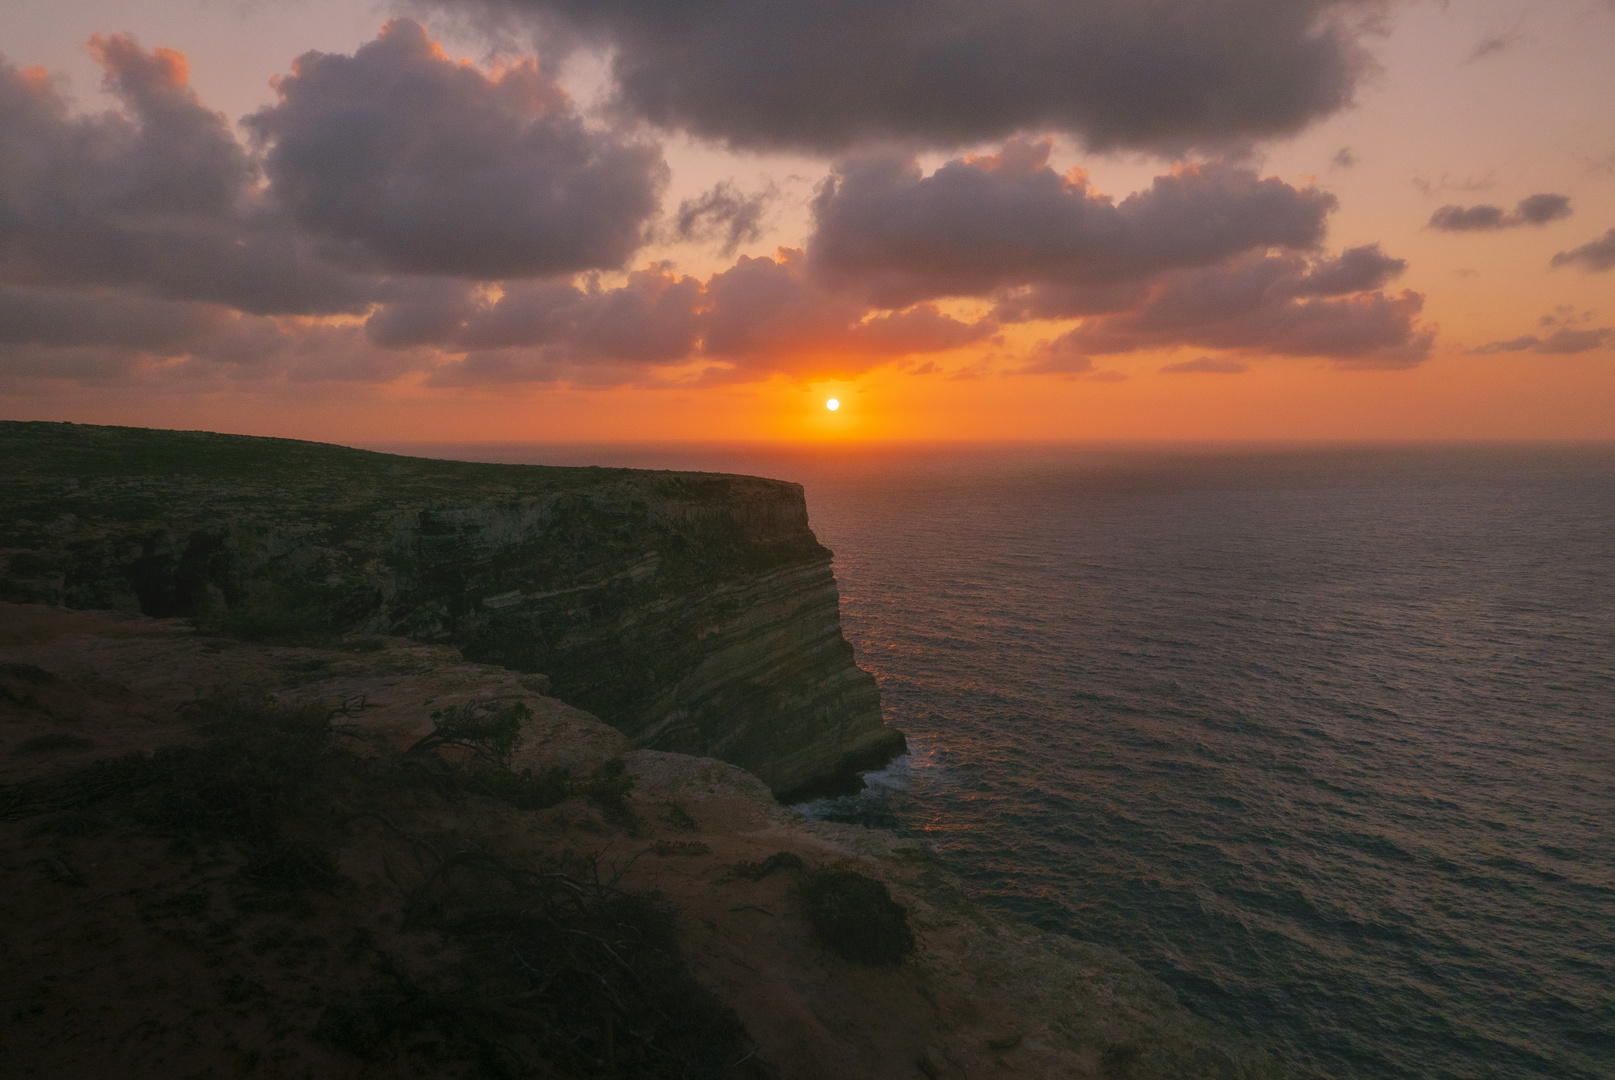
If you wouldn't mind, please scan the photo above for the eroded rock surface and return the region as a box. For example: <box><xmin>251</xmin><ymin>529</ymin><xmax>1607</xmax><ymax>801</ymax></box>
<box><xmin>0</xmin><ymin>421</ymin><xmax>902</xmax><ymax>797</ymax></box>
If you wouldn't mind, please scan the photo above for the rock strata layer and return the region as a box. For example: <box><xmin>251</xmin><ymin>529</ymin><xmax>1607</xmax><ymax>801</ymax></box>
<box><xmin>0</xmin><ymin>421</ymin><xmax>903</xmax><ymax>797</ymax></box>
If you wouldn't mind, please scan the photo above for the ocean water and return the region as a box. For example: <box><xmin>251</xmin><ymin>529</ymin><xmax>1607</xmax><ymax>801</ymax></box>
<box><xmin>384</xmin><ymin>442</ymin><xmax>1615</xmax><ymax>1080</ymax></box>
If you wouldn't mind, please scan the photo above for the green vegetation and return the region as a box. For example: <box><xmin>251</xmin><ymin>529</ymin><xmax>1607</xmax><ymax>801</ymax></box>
<box><xmin>798</xmin><ymin>867</ymin><xmax>916</xmax><ymax>966</ymax></box>
<box><xmin>581</xmin><ymin>757</ymin><xmax>641</xmax><ymax>832</ymax></box>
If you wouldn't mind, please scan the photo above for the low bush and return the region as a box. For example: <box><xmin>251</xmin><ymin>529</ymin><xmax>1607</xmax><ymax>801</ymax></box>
<box><xmin>582</xmin><ymin>757</ymin><xmax>640</xmax><ymax>831</ymax></box>
<box><xmin>799</xmin><ymin>868</ymin><xmax>915</xmax><ymax>966</ymax></box>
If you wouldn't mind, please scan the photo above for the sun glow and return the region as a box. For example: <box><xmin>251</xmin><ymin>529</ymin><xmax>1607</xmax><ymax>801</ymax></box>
<box><xmin>826</xmin><ymin>398</ymin><xmax>840</xmax><ymax>411</ymax></box>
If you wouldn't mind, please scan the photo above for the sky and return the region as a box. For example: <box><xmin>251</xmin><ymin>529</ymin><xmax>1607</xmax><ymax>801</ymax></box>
<box><xmin>0</xmin><ymin>0</ymin><xmax>1612</xmax><ymax>442</ymax></box>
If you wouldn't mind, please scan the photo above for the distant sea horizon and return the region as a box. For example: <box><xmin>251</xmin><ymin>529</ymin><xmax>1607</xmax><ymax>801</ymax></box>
<box><xmin>366</xmin><ymin>439</ymin><xmax>1615</xmax><ymax>1080</ymax></box>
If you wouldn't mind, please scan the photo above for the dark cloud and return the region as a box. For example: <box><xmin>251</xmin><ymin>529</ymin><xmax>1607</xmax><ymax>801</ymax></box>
<box><xmin>360</xmin><ymin>251</ymin><xmax>992</xmax><ymax>384</ymax></box>
<box><xmin>2</xmin><ymin>25</ymin><xmax>710</xmax><ymax>390</ymax></box>
<box><xmin>1466</xmin><ymin>33</ymin><xmax>1519</xmax><ymax>63</ymax></box>
<box><xmin>0</xmin><ymin>39</ymin><xmax>374</xmax><ymax>316</ymax></box>
<box><xmin>1160</xmin><ymin>356</ymin><xmax>1249</xmax><ymax>373</ymax></box>
<box><xmin>1333</xmin><ymin>146</ymin><xmax>1357</xmax><ymax>168</ymax></box>
<box><xmin>807</xmin><ymin>141</ymin><xmax>1337</xmax><ymax>308</ymax></box>
<box><xmin>362</xmin><ymin>280</ymin><xmax>483</xmax><ymax>348</ymax></box>
<box><xmin>78</xmin><ymin>35</ymin><xmax>257</xmax><ymax>216</ymax></box>
<box><xmin>441</xmin><ymin>0</ymin><xmax>1384</xmax><ymax>153</ymax></box>
<box><xmin>459</xmin><ymin>267</ymin><xmax>703</xmax><ymax>361</ymax></box>
<box><xmin>990</xmin><ymin>280</ymin><xmax>1155</xmax><ymax>323</ymax></box>
<box><xmin>1428</xmin><ymin>193</ymin><xmax>1572</xmax><ymax>231</ymax></box>
<box><xmin>1041</xmin><ymin>249</ymin><xmax>1430</xmax><ymax>369</ymax></box>
<box><xmin>1515</xmin><ymin>193</ymin><xmax>1573</xmax><ymax>225</ymax></box>
<box><xmin>673</xmin><ymin>181</ymin><xmax>772</xmax><ymax>256</ymax></box>
<box><xmin>0</xmin><ymin>285</ymin><xmax>225</xmax><ymax>349</ymax></box>
<box><xmin>1291</xmin><ymin>243</ymin><xmax>1407</xmax><ymax>295</ymax></box>
<box><xmin>1550</xmin><ymin>227</ymin><xmax>1615</xmax><ymax>272</ymax></box>
<box><xmin>246</xmin><ymin>19</ymin><xmax>666</xmax><ymax>279</ymax></box>
<box><xmin>1471</xmin><ymin>328</ymin><xmax>1612</xmax><ymax>355</ymax></box>
<box><xmin>0</xmin><ymin>307</ymin><xmax>430</xmax><ymax>388</ymax></box>
<box><xmin>1429</xmin><ymin>204</ymin><xmax>1506</xmax><ymax>231</ymax></box>
<box><xmin>996</xmin><ymin>242</ymin><xmax>1398</xmax><ymax>324</ymax></box>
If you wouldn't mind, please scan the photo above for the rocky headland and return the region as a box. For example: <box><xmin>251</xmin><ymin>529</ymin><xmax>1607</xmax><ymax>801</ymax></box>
<box><xmin>0</xmin><ymin>422</ymin><xmax>1284</xmax><ymax>1078</ymax></box>
<box><xmin>0</xmin><ymin>421</ymin><xmax>902</xmax><ymax>800</ymax></box>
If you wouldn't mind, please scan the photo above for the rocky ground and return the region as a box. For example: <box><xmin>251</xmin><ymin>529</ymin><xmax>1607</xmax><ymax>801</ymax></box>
<box><xmin>0</xmin><ymin>601</ymin><xmax>1283</xmax><ymax>1079</ymax></box>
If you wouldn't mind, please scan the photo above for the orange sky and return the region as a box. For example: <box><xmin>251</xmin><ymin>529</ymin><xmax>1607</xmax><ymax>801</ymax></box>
<box><xmin>1</xmin><ymin>0</ymin><xmax>1612</xmax><ymax>443</ymax></box>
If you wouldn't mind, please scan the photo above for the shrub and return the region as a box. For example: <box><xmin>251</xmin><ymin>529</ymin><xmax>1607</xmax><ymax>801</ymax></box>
<box><xmin>583</xmin><ymin>757</ymin><xmax>640</xmax><ymax>831</ymax></box>
<box><xmin>799</xmin><ymin>868</ymin><xmax>915</xmax><ymax>965</ymax></box>
<box><xmin>407</xmin><ymin>701</ymin><xmax>530</xmax><ymax>767</ymax></box>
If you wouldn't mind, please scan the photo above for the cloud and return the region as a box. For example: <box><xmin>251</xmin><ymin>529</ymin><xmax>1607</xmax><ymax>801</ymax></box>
<box><xmin>1550</xmin><ymin>227</ymin><xmax>1615</xmax><ymax>272</ymax></box>
<box><xmin>0</xmin><ymin>38</ymin><xmax>371</xmax><ymax>316</ymax></box>
<box><xmin>990</xmin><ymin>281</ymin><xmax>1155</xmax><ymax>323</ymax></box>
<box><xmin>1333</xmin><ymin>146</ymin><xmax>1357</xmax><ymax>168</ymax></box>
<box><xmin>439</xmin><ymin>0</ymin><xmax>1385</xmax><ymax>153</ymax></box>
<box><xmin>807</xmin><ymin>141</ymin><xmax>1337</xmax><ymax>308</ymax></box>
<box><xmin>357</xmin><ymin>249</ymin><xmax>993</xmax><ymax>384</ymax></box>
<box><xmin>2</xmin><ymin>26</ymin><xmax>706</xmax><ymax>391</ymax></box>
<box><xmin>1470</xmin><ymin>308</ymin><xmax>1611</xmax><ymax>355</ymax></box>
<box><xmin>2</xmin><ymin>19</ymin><xmax>1442</xmax><ymax>394</ymax></box>
<box><xmin>1412</xmin><ymin>173</ymin><xmax>1493</xmax><ymax>197</ymax></box>
<box><xmin>1040</xmin><ymin>248</ymin><xmax>1431</xmax><ymax>369</ymax></box>
<box><xmin>1290</xmin><ymin>243</ymin><xmax>1407</xmax><ymax>294</ymax></box>
<box><xmin>245</xmin><ymin>19</ymin><xmax>666</xmax><ymax>279</ymax></box>
<box><xmin>1470</xmin><ymin>328</ymin><xmax>1612</xmax><ymax>355</ymax></box>
<box><xmin>1160</xmin><ymin>356</ymin><xmax>1249</xmax><ymax>373</ymax></box>
<box><xmin>1018</xmin><ymin>338</ymin><xmax>1093</xmax><ymax>376</ymax></box>
<box><xmin>699</xmin><ymin>248</ymin><xmax>995</xmax><ymax>377</ymax></box>
<box><xmin>1466</xmin><ymin>33</ymin><xmax>1520</xmax><ymax>63</ymax></box>
<box><xmin>1428</xmin><ymin>193</ymin><xmax>1572</xmax><ymax>231</ymax></box>
<box><xmin>0</xmin><ymin>306</ymin><xmax>435</xmax><ymax>388</ymax></box>
<box><xmin>672</xmin><ymin>181</ymin><xmax>773</xmax><ymax>256</ymax></box>
<box><xmin>461</xmin><ymin>267</ymin><xmax>703</xmax><ymax>361</ymax></box>
<box><xmin>1514</xmin><ymin>193</ymin><xmax>1573</xmax><ymax>225</ymax></box>
<box><xmin>0</xmin><ymin>285</ymin><xmax>226</xmax><ymax>350</ymax></box>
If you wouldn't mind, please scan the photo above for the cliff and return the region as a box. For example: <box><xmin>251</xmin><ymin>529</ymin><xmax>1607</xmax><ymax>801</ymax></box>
<box><xmin>0</xmin><ymin>602</ymin><xmax>1287</xmax><ymax>1079</ymax></box>
<box><xmin>0</xmin><ymin>421</ymin><xmax>902</xmax><ymax>799</ymax></box>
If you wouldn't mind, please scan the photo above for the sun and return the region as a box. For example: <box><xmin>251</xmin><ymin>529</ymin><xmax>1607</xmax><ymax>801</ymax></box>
<box><xmin>826</xmin><ymin>398</ymin><xmax>840</xmax><ymax>411</ymax></box>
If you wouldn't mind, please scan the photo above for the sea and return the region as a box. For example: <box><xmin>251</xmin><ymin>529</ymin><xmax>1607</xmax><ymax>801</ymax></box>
<box><xmin>379</xmin><ymin>441</ymin><xmax>1615</xmax><ymax>1080</ymax></box>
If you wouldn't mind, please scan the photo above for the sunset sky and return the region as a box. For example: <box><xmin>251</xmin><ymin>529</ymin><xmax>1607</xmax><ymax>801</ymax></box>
<box><xmin>2</xmin><ymin>0</ymin><xmax>1612</xmax><ymax>442</ymax></box>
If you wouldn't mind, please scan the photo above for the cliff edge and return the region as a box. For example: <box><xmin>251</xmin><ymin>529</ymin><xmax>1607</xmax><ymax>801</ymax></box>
<box><xmin>0</xmin><ymin>421</ymin><xmax>903</xmax><ymax>799</ymax></box>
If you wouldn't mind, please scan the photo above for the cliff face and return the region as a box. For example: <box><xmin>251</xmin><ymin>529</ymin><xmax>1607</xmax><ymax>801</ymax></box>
<box><xmin>0</xmin><ymin>421</ymin><xmax>902</xmax><ymax>797</ymax></box>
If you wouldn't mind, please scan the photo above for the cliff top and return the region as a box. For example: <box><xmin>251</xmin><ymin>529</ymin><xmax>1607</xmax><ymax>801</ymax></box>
<box><xmin>1</xmin><ymin>418</ymin><xmax>805</xmax><ymax>505</ymax></box>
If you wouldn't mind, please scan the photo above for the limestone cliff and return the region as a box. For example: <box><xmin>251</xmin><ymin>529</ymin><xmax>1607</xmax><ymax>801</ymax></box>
<box><xmin>0</xmin><ymin>421</ymin><xmax>902</xmax><ymax>797</ymax></box>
